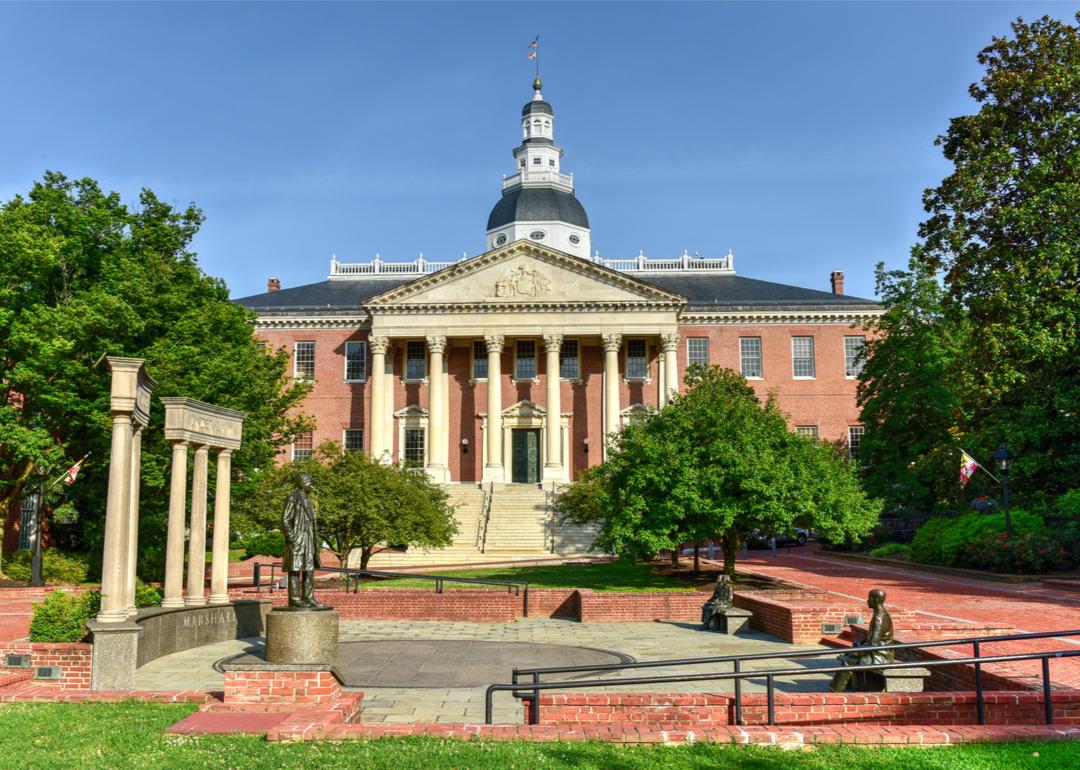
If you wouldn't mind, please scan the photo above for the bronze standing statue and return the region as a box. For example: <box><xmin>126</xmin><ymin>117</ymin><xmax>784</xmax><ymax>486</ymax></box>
<box><xmin>282</xmin><ymin>473</ymin><xmax>325</xmax><ymax>610</ymax></box>
<box><xmin>829</xmin><ymin>588</ymin><xmax>894</xmax><ymax>692</ymax></box>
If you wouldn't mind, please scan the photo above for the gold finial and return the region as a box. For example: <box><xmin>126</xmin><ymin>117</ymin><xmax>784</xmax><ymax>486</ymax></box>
<box><xmin>533</xmin><ymin>75</ymin><xmax>542</xmax><ymax>93</ymax></box>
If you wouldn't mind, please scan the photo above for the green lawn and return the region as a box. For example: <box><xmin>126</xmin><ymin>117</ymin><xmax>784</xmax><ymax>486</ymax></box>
<box><xmin>357</xmin><ymin>560</ymin><xmax>694</xmax><ymax>592</ymax></box>
<box><xmin>0</xmin><ymin>702</ymin><xmax>1076</xmax><ymax>769</ymax></box>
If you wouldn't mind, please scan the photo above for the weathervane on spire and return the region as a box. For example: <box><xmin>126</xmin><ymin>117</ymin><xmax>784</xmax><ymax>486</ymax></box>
<box><xmin>528</xmin><ymin>35</ymin><xmax>541</xmax><ymax>92</ymax></box>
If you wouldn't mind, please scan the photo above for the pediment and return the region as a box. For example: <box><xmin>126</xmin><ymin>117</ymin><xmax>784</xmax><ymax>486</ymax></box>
<box><xmin>365</xmin><ymin>242</ymin><xmax>685</xmax><ymax>309</ymax></box>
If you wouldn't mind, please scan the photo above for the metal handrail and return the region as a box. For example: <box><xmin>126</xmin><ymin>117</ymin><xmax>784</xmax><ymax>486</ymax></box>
<box><xmin>486</xmin><ymin>647</ymin><xmax>1080</xmax><ymax>726</ymax></box>
<box><xmin>490</xmin><ymin>627</ymin><xmax>1080</xmax><ymax>726</ymax></box>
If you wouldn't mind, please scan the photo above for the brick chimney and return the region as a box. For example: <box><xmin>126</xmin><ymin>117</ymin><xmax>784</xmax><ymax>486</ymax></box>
<box><xmin>267</xmin><ymin>277</ymin><xmax>281</xmax><ymax>292</ymax></box>
<box><xmin>830</xmin><ymin>270</ymin><xmax>844</xmax><ymax>295</ymax></box>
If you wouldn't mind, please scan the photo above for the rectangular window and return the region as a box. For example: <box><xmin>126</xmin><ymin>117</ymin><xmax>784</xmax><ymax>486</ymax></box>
<box><xmin>292</xmin><ymin>431</ymin><xmax>313</xmax><ymax>460</ymax></box>
<box><xmin>405</xmin><ymin>340</ymin><xmax>426</xmax><ymax>380</ymax></box>
<box><xmin>472</xmin><ymin>340</ymin><xmax>488</xmax><ymax>380</ymax></box>
<box><xmin>294</xmin><ymin>341</ymin><xmax>315</xmax><ymax>380</ymax></box>
<box><xmin>532</xmin><ymin>156</ymin><xmax>541</xmax><ymax>165</ymax></box>
<box><xmin>515</xmin><ymin>339</ymin><xmax>537</xmax><ymax>380</ymax></box>
<box><xmin>796</xmin><ymin>426</ymin><xmax>819</xmax><ymax>439</ymax></box>
<box><xmin>792</xmin><ymin>336</ymin><xmax>816</xmax><ymax>378</ymax></box>
<box><xmin>344</xmin><ymin>341</ymin><xmax>367</xmax><ymax>382</ymax></box>
<box><xmin>548</xmin><ymin>159</ymin><xmax>556</xmax><ymax>168</ymax></box>
<box><xmin>844</xmin><ymin>336</ymin><xmax>867</xmax><ymax>378</ymax></box>
<box><xmin>687</xmin><ymin>338</ymin><xmax>710</xmax><ymax>367</ymax></box>
<box><xmin>848</xmin><ymin>425</ymin><xmax>865</xmax><ymax>461</ymax></box>
<box><xmin>343</xmin><ymin>428</ymin><xmax>364</xmax><ymax>453</ymax></box>
<box><xmin>739</xmin><ymin>337</ymin><xmax>763</xmax><ymax>378</ymax></box>
<box><xmin>559</xmin><ymin>339</ymin><xmax>579</xmax><ymax>380</ymax></box>
<box><xmin>626</xmin><ymin>338</ymin><xmax>648</xmax><ymax>380</ymax></box>
<box><xmin>404</xmin><ymin>428</ymin><xmax>425</xmax><ymax>467</ymax></box>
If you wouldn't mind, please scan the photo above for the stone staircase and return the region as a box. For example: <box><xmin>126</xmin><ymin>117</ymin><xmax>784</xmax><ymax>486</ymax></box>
<box><xmin>363</xmin><ymin>483</ymin><xmax>599</xmax><ymax>569</ymax></box>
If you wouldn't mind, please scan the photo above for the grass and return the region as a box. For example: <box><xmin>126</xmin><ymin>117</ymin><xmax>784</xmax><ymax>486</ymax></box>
<box><xmin>357</xmin><ymin>560</ymin><xmax>694</xmax><ymax>593</ymax></box>
<box><xmin>0</xmin><ymin>702</ymin><xmax>1077</xmax><ymax>769</ymax></box>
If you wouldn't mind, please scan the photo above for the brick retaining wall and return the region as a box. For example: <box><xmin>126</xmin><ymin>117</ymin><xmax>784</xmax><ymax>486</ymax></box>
<box><xmin>0</xmin><ymin>642</ymin><xmax>92</xmax><ymax>690</ymax></box>
<box><xmin>224</xmin><ymin>669</ymin><xmax>343</xmax><ymax>705</ymax></box>
<box><xmin>734</xmin><ymin>590</ymin><xmax>919</xmax><ymax>643</ymax></box>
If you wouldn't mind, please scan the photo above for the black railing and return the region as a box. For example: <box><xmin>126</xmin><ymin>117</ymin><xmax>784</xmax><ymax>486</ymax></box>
<box><xmin>485</xmin><ymin>628</ymin><xmax>1080</xmax><ymax>726</ymax></box>
<box><xmin>254</xmin><ymin>563</ymin><xmax>531</xmax><ymax>616</ymax></box>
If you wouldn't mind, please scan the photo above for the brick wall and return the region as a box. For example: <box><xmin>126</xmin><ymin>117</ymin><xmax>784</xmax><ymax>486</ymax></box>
<box><xmin>530</xmin><ymin>691</ymin><xmax>1080</xmax><ymax>728</ymax></box>
<box><xmin>0</xmin><ymin>642</ymin><xmax>92</xmax><ymax>690</ymax></box>
<box><xmin>577</xmin><ymin>590</ymin><xmax>702</xmax><ymax>623</ymax></box>
<box><xmin>734</xmin><ymin>590</ymin><xmax>919</xmax><ymax>643</ymax></box>
<box><xmin>224</xmin><ymin>669</ymin><xmax>342</xmax><ymax>705</ymax></box>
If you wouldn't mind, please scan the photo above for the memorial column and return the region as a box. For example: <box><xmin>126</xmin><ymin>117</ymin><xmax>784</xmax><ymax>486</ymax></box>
<box><xmin>484</xmin><ymin>335</ymin><xmax>505</xmax><ymax>483</ymax></box>
<box><xmin>208</xmin><ymin>449</ymin><xmax>233</xmax><ymax>605</ymax></box>
<box><xmin>122</xmin><ymin>425</ymin><xmax>144</xmax><ymax>615</ymax></box>
<box><xmin>543</xmin><ymin>334</ymin><xmax>563</xmax><ymax>479</ymax></box>
<box><xmin>185</xmin><ymin>445</ymin><xmax>209</xmax><ymax>607</ymax></box>
<box><xmin>96</xmin><ymin>412</ymin><xmax>134</xmax><ymax>622</ymax></box>
<box><xmin>161</xmin><ymin>440</ymin><xmax>188</xmax><ymax>608</ymax></box>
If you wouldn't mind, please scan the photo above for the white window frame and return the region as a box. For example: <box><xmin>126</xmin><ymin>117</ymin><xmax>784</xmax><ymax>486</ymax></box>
<box><xmin>791</xmin><ymin>336</ymin><xmax>816</xmax><ymax>379</ymax></box>
<box><xmin>294</xmin><ymin>341</ymin><xmax>315</xmax><ymax>380</ymax></box>
<box><xmin>687</xmin><ymin>337</ymin><xmax>710</xmax><ymax>368</ymax></box>
<box><xmin>344</xmin><ymin>340</ymin><xmax>367</xmax><ymax>382</ymax></box>
<box><xmin>559</xmin><ymin>338</ymin><xmax>580</xmax><ymax>381</ymax></box>
<box><xmin>342</xmin><ymin>428</ymin><xmax>364</xmax><ymax>453</ymax></box>
<box><xmin>848</xmin><ymin>425</ymin><xmax>865</xmax><ymax>460</ymax></box>
<box><xmin>739</xmin><ymin>337</ymin><xmax>763</xmax><ymax>379</ymax></box>
<box><xmin>844</xmin><ymin>336</ymin><xmax>867</xmax><ymax>379</ymax></box>
<box><xmin>404</xmin><ymin>340</ymin><xmax>426</xmax><ymax>382</ymax></box>
<box><xmin>471</xmin><ymin>340</ymin><xmax>489</xmax><ymax>381</ymax></box>
<box><xmin>514</xmin><ymin>339</ymin><xmax>538</xmax><ymax>382</ymax></box>
<box><xmin>403</xmin><ymin>427</ymin><xmax>426</xmax><ymax>467</ymax></box>
<box><xmin>291</xmin><ymin>430</ymin><xmax>313</xmax><ymax>460</ymax></box>
<box><xmin>796</xmin><ymin>425</ymin><xmax>819</xmax><ymax>439</ymax></box>
<box><xmin>624</xmin><ymin>337</ymin><xmax>649</xmax><ymax>381</ymax></box>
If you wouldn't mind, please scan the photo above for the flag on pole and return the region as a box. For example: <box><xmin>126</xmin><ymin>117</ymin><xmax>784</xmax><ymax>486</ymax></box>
<box><xmin>959</xmin><ymin>450</ymin><xmax>979</xmax><ymax>488</ymax></box>
<box><xmin>527</xmin><ymin>36</ymin><xmax>538</xmax><ymax>60</ymax></box>
<box><xmin>62</xmin><ymin>454</ymin><xmax>89</xmax><ymax>486</ymax></box>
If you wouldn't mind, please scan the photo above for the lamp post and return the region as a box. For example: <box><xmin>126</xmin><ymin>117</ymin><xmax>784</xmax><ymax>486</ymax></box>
<box><xmin>994</xmin><ymin>443</ymin><xmax>1011</xmax><ymax>538</ymax></box>
<box><xmin>29</xmin><ymin>478</ymin><xmax>45</xmax><ymax>588</ymax></box>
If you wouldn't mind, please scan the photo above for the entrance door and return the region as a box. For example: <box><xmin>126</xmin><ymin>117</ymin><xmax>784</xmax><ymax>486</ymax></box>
<box><xmin>511</xmin><ymin>429</ymin><xmax>541</xmax><ymax>483</ymax></box>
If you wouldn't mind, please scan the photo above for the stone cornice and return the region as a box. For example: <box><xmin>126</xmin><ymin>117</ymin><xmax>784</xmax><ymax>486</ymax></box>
<box><xmin>253</xmin><ymin>315</ymin><xmax>372</xmax><ymax>330</ymax></box>
<box><xmin>680</xmin><ymin>308</ymin><xmax>883</xmax><ymax>326</ymax></box>
<box><xmin>368</xmin><ymin>300</ymin><xmax>683</xmax><ymax>316</ymax></box>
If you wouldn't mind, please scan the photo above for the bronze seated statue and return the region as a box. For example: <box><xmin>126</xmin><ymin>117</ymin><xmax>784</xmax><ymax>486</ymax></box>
<box><xmin>701</xmin><ymin>575</ymin><xmax>734</xmax><ymax>631</ymax></box>
<box><xmin>828</xmin><ymin>588</ymin><xmax>894</xmax><ymax>692</ymax></box>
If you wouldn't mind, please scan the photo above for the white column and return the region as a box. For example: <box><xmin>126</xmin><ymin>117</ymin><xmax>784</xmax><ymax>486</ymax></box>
<box><xmin>543</xmin><ymin>334</ymin><xmax>563</xmax><ymax>479</ymax></box>
<box><xmin>602</xmin><ymin>333</ymin><xmax>623</xmax><ymax>452</ymax></box>
<box><xmin>661</xmin><ymin>332</ymin><xmax>680</xmax><ymax>405</ymax></box>
<box><xmin>185</xmin><ymin>445</ymin><xmax>209</xmax><ymax>607</ymax></box>
<box><xmin>483</xmin><ymin>335</ymin><xmax>505</xmax><ymax>483</ymax></box>
<box><xmin>208</xmin><ymin>449</ymin><xmax>232</xmax><ymax>605</ymax></box>
<box><xmin>369</xmin><ymin>336</ymin><xmax>389</xmax><ymax>461</ymax></box>
<box><xmin>426</xmin><ymin>335</ymin><xmax>449</xmax><ymax>483</ymax></box>
<box><xmin>161</xmin><ymin>440</ymin><xmax>188</xmax><ymax>608</ymax></box>
<box><xmin>123</xmin><ymin>425</ymin><xmax>144</xmax><ymax>615</ymax></box>
<box><xmin>383</xmin><ymin>343</ymin><xmax>396</xmax><ymax>462</ymax></box>
<box><xmin>96</xmin><ymin>413</ymin><xmax>133</xmax><ymax>622</ymax></box>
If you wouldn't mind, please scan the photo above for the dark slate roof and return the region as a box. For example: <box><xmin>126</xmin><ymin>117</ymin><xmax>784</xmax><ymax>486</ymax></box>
<box><xmin>234</xmin><ymin>271</ymin><xmax>878</xmax><ymax>314</ymax></box>
<box><xmin>641</xmin><ymin>273</ymin><xmax>879</xmax><ymax>311</ymax></box>
<box><xmin>487</xmin><ymin>186</ymin><xmax>590</xmax><ymax>230</ymax></box>
<box><xmin>522</xmin><ymin>99</ymin><xmax>553</xmax><ymax>116</ymax></box>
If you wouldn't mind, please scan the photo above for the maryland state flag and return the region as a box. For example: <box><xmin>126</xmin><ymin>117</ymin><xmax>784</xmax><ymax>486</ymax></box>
<box><xmin>527</xmin><ymin>36</ymin><xmax>538</xmax><ymax>60</ymax></box>
<box><xmin>959</xmin><ymin>450</ymin><xmax>979</xmax><ymax>488</ymax></box>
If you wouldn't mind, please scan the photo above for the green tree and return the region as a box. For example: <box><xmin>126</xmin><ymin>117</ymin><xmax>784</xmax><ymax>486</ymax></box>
<box><xmin>244</xmin><ymin>442</ymin><xmax>457</xmax><ymax>570</ymax></box>
<box><xmin>0</xmin><ymin>172</ymin><xmax>310</xmax><ymax>573</ymax></box>
<box><xmin>915</xmin><ymin>13</ymin><xmax>1080</xmax><ymax>504</ymax></box>
<box><xmin>558</xmin><ymin>367</ymin><xmax>881</xmax><ymax>575</ymax></box>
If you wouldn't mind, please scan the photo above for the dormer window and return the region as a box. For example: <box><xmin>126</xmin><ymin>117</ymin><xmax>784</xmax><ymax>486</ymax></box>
<box><xmin>548</xmin><ymin>159</ymin><xmax>555</xmax><ymax>167</ymax></box>
<box><xmin>532</xmin><ymin>157</ymin><xmax>541</xmax><ymax>165</ymax></box>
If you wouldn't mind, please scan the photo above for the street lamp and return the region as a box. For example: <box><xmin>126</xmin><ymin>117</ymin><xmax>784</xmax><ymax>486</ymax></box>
<box><xmin>994</xmin><ymin>443</ymin><xmax>1011</xmax><ymax>538</ymax></box>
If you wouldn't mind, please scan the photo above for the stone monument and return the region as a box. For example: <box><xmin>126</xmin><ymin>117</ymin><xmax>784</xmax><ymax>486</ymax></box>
<box><xmin>265</xmin><ymin>473</ymin><xmax>339</xmax><ymax>665</ymax></box>
<box><xmin>700</xmin><ymin>575</ymin><xmax>752</xmax><ymax>635</ymax></box>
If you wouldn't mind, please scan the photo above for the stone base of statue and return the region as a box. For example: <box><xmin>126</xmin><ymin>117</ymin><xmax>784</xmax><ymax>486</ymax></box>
<box><xmin>707</xmin><ymin>607</ymin><xmax>753</xmax><ymax>635</ymax></box>
<box><xmin>265</xmin><ymin>607</ymin><xmax>339</xmax><ymax>665</ymax></box>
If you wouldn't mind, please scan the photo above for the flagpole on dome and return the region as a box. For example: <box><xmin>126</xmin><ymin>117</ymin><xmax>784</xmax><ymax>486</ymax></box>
<box><xmin>528</xmin><ymin>35</ymin><xmax>541</xmax><ymax>92</ymax></box>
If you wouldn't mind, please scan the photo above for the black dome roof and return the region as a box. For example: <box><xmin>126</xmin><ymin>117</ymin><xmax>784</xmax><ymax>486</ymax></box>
<box><xmin>522</xmin><ymin>99</ymin><xmax>553</xmax><ymax>116</ymax></box>
<box><xmin>487</xmin><ymin>186</ymin><xmax>589</xmax><ymax>231</ymax></box>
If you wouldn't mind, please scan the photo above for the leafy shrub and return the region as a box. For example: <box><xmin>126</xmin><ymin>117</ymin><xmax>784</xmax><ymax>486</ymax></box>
<box><xmin>137</xmin><ymin>546</ymin><xmax>167</xmax><ymax>584</ymax></box>
<box><xmin>1054</xmin><ymin>490</ymin><xmax>1080</xmax><ymax>519</ymax></box>
<box><xmin>29</xmin><ymin>591</ymin><xmax>92</xmax><ymax>642</ymax></box>
<box><xmin>868</xmin><ymin>543</ymin><xmax>910</xmax><ymax>559</ymax></box>
<box><xmin>910</xmin><ymin>510</ymin><xmax>1043</xmax><ymax>567</ymax></box>
<box><xmin>239</xmin><ymin>531</ymin><xmax>285</xmax><ymax>560</ymax></box>
<box><xmin>963</xmin><ymin>530</ymin><xmax>1069</xmax><ymax>574</ymax></box>
<box><xmin>134</xmin><ymin>579</ymin><xmax>162</xmax><ymax>608</ymax></box>
<box><xmin>3</xmin><ymin>549</ymin><xmax>90</xmax><ymax>585</ymax></box>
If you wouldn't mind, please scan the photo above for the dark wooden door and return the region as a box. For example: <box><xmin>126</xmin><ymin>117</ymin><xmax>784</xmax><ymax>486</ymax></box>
<box><xmin>511</xmin><ymin>429</ymin><xmax>541</xmax><ymax>483</ymax></box>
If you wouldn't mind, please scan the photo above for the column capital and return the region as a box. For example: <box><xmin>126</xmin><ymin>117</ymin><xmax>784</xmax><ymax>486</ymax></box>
<box><xmin>660</xmin><ymin>333</ymin><xmax>680</xmax><ymax>353</ymax></box>
<box><xmin>370</xmin><ymin>335</ymin><xmax>391</xmax><ymax>355</ymax></box>
<box><xmin>426</xmin><ymin>335</ymin><xmax>448</xmax><ymax>354</ymax></box>
<box><xmin>542</xmin><ymin>334</ymin><xmax>564</xmax><ymax>354</ymax></box>
<box><xmin>601</xmin><ymin>333</ymin><xmax>623</xmax><ymax>353</ymax></box>
<box><xmin>485</xmin><ymin>334</ymin><xmax>505</xmax><ymax>354</ymax></box>
<box><xmin>168</xmin><ymin>438</ymin><xmax>190</xmax><ymax>448</ymax></box>
<box><xmin>216</xmin><ymin>447</ymin><xmax>233</xmax><ymax>458</ymax></box>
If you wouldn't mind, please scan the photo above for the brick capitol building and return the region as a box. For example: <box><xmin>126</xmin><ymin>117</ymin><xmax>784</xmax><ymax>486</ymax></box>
<box><xmin>235</xmin><ymin>78</ymin><xmax>882</xmax><ymax>565</ymax></box>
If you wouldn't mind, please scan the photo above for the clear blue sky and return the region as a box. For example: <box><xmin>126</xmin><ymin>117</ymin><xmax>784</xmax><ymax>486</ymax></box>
<box><xmin>1</xmin><ymin>1</ymin><xmax>1073</xmax><ymax>300</ymax></box>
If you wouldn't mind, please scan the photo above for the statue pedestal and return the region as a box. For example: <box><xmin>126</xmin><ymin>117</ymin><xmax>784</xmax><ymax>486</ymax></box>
<box><xmin>709</xmin><ymin>607</ymin><xmax>753</xmax><ymax>636</ymax></box>
<box><xmin>265</xmin><ymin>607</ymin><xmax>339</xmax><ymax>665</ymax></box>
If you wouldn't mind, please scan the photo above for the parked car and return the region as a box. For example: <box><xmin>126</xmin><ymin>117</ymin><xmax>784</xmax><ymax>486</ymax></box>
<box><xmin>746</xmin><ymin>528</ymin><xmax>810</xmax><ymax>548</ymax></box>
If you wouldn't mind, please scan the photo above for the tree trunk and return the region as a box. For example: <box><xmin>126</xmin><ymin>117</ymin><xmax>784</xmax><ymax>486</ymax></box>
<box><xmin>693</xmin><ymin>543</ymin><xmax>700</xmax><ymax>575</ymax></box>
<box><xmin>721</xmin><ymin>531</ymin><xmax>740</xmax><ymax>577</ymax></box>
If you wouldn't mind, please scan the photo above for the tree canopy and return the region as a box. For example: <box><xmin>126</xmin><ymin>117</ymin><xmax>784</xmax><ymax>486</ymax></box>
<box><xmin>243</xmin><ymin>442</ymin><xmax>457</xmax><ymax>570</ymax></box>
<box><xmin>859</xmin><ymin>14</ymin><xmax>1080</xmax><ymax>511</ymax></box>
<box><xmin>557</xmin><ymin>367</ymin><xmax>881</xmax><ymax>575</ymax></box>
<box><xmin>0</xmin><ymin>172</ymin><xmax>310</xmax><ymax>570</ymax></box>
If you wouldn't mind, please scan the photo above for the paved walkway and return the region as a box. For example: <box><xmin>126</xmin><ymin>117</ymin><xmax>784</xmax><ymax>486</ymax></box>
<box><xmin>135</xmin><ymin>619</ymin><xmax>832</xmax><ymax>723</ymax></box>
